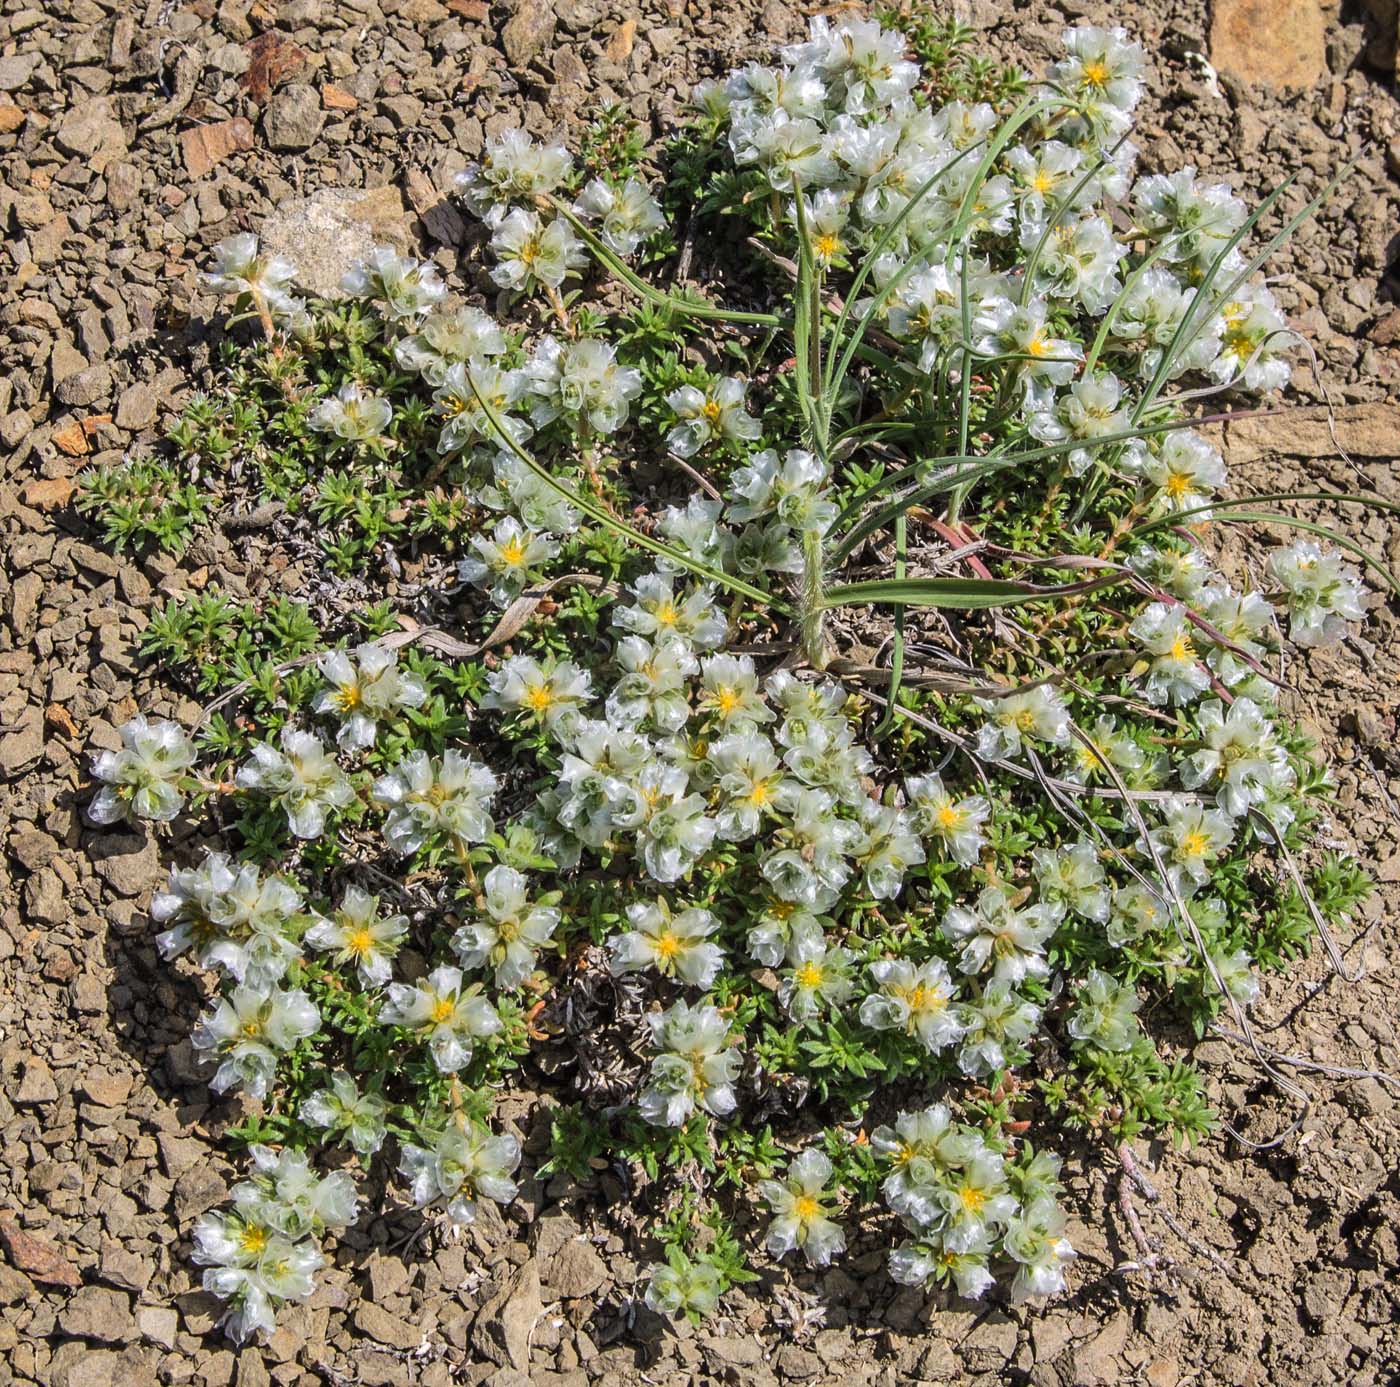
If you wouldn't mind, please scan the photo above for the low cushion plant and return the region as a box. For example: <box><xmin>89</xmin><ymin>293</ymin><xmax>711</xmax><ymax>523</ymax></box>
<box><xmin>84</xmin><ymin>15</ymin><xmax>1383</xmax><ymax>1342</ymax></box>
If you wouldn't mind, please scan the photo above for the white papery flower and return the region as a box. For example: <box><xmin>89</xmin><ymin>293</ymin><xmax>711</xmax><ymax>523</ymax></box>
<box><xmin>757</xmin><ymin>1148</ymin><xmax>847</xmax><ymax>1269</ymax></box>
<box><xmin>192</xmin><ymin>1211</ymin><xmax>323</xmax><ymax>1345</ymax></box>
<box><xmin>192</xmin><ymin>985</ymin><xmax>320</xmax><ymax>1100</ymax></box>
<box><xmin>1005</xmin><ymin>1195</ymin><xmax>1077</xmax><ymax>1301</ymax></box>
<box><xmin>710</xmin><ymin>730</ymin><xmax>796</xmax><ymax>840</ymax></box>
<box><xmin>299</xmin><ymin>1071</ymin><xmax>389</xmax><ymax>1157</ymax></box>
<box><xmin>433</xmin><ymin>360</ymin><xmax>532</xmax><ymax>454</ymax></box>
<box><xmin>152</xmin><ymin>852</ymin><xmax>308</xmax><ymax>987</ymax></box>
<box><xmin>1066</xmin><ymin>968</ymin><xmax>1141</xmax><ymax>1053</ymax></box>
<box><xmin>1048</xmin><ymin>24</ymin><xmax>1146</xmax><ymax>133</ymax></box>
<box><xmin>1210</xmin><ymin>287</ymin><xmax>1292</xmax><ymax>392</ymax></box>
<box><xmin>1026</xmin><ymin>371</ymin><xmax>1139</xmax><ymax>476</ymax></box>
<box><xmin>644</xmin><ymin>1256</ymin><xmax>723</xmax><ymax>1320</ymax></box>
<box><xmin>394</xmin><ymin>305</ymin><xmax>505</xmax><ymax>386</ymax></box>
<box><xmin>399</xmin><ymin>1119</ymin><xmax>521</xmax><ymax>1225</ymax></box>
<box><xmin>859</xmin><ymin>957</ymin><xmax>965</xmax><ymax>1053</ymax></box>
<box><xmin>372</xmin><ymin>749</ymin><xmax>498</xmax><ymax>855</ymax></box>
<box><xmin>340</xmin><ymin>246</ymin><xmax>445</xmax><ymax>320</ymax></box>
<box><xmin>201</xmin><ymin>233</ymin><xmax>299</xmax><ymax>315</ymax></box>
<box><xmin>378</xmin><ymin>964</ymin><xmax>502</xmax><ymax>1073</ymax></box>
<box><xmin>905</xmin><ymin>773</ymin><xmax>990</xmax><ymax>866</ymax></box>
<box><xmin>457</xmin><ymin>128</ymin><xmax>573</xmax><ymax>225</ymax></box>
<box><xmin>1133</xmin><ymin>167</ymin><xmax>1245</xmax><ymax>271</ymax></box>
<box><xmin>305</xmin><ymin>886</ymin><xmax>408</xmax><ymax>987</ymax></box>
<box><xmin>1139</xmin><ymin>428</ymin><xmax>1227</xmax><ymax>516</ymax></box>
<box><xmin>1145</xmin><ymin>802</ymin><xmax>1235</xmax><ymax>890</ymax></box>
<box><xmin>1180</xmin><ymin>697</ymin><xmax>1292</xmax><ymax>818</ymax></box>
<box><xmin>613</xmin><ymin>573</ymin><xmax>729</xmax><ymax>651</ymax></box>
<box><xmin>89</xmin><ymin>715</ymin><xmax>195</xmax><ymax>825</ymax></box>
<box><xmin>453</xmin><ymin>864</ymin><xmax>560</xmax><ymax>989</ymax></box>
<box><xmin>619</xmin><ymin>763</ymin><xmax>717</xmax><ymax>884</ymax></box>
<box><xmin>640</xmin><ymin>1000</ymin><xmax>740</xmax><ymax>1126</ymax></box>
<box><xmin>313</xmin><ymin>643</ymin><xmax>427</xmax><ymax>751</ymax></box>
<box><xmin>608</xmin><ymin>898</ymin><xmax>724</xmax><ymax>988</ymax></box>
<box><xmin>1129</xmin><ymin>602</ymin><xmax>1211</xmax><ymax>706</ymax></box>
<box><xmin>308</xmin><ymin>382</ymin><xmax>393</xmax><ymax>445</ymax></box>
<box><xmin>729</xmin><ymin>113</ymin><xmax>839</xmax><ymax>192</ymax></box>
<box><xmin>1065</xmin><ymin>713</ymin><xmax>1146</xmax><ymax>786</ymax></box>
<box><xmin>941</xmin><ymin>885</ymin><xmax>1063</xmax><ymax>984</ymax></box>
<box><xmin>489</xmin><ymin>209</ymin><xmax>587</xmax><ymax>293</ymax></box>
<box><xmin>481</xmin><ymin>654</ymin><xmax>593</xmax><ymax>731</ymax></box>
<box><xmin>853</xmin><ymin>800</ymin><xmax>925</xmax><ymax>900</ymax></box>
<box><xmin>790</xmin><ymin>15</ymin><xmax>918</xmax><ymax>114</ymax></box>
<box><xmin>1268</xmin><ymin>541</ymin><xmax>1365</xmax><ymax>647</ymax></box>
<box><xmin>573</xmin><ymin>177</ymin><xmax>667</xmax><ymax>256</ymax></box>
<box><xmin>778</xmin><ymin>920</ymin><xmax>855</xmax><ymax>1020</ymax></box>
<box><xmin>1029</xmin><ymin>214</ymin><xmax>1123</xmax><ymax>314</ymax></box>
<box><xmin>606</xmin><ymin>635</ymin><xmax>698</xmax><ymax>733</ymax></box>
<box><xmin>1109</xmin><ymin>266</ymin><xmax>1221</xmax><ymax>380</ymax></box>
<box><xmin>973</xmin><ymin>684</ymin><xmax>1072</xmax><ymax>761</ymax></box>
<box><xmin>235</xmin><ymin>727</ymin><xmax>354</xmax><ymax>840</ymax></box>
<box><xmin>525</xmin><ymin>334</ymin><xmax>642</xmax><ymax>435</ymax></box>
<box><xmin>726</xmin><ymin>447</ymin><xmax>836</xmax><ymax>533</ymax></box>
<box><xmin>1006</xmin><ymin>140</ymin><xmax>1086</xmax><ymax>231</ymax></box>
<box><xmin>979</xmin><ymin>300</ymin><xmax>1083</xmax><ymax>407</ymax></box>
<box><xmin>457</xmin><ymin>516</ymin><xmax>559</xmax><ymax>607</ymax></box>
<box><xmin>762</xmin><ymin>787</ymin><xmax>859</xmax><ymax>908</ymax></box>
<box><xmin>957</xmin><ymin>979</ymin><xmax>1041</xmax><ymax>1078</ymax></box>
<box><xmin>664</xmin><ymin>376</ymin><xmax>761</xmax><ymax>457</ymax></box>
<box><xmin>1031</xmin><ymin>839</ymin><xmax>1109</xmax><ymax>923</ymax></box>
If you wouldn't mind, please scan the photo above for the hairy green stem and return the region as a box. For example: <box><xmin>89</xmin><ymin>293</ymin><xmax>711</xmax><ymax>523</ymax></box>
<box><xmin>799</xmin><ymin>528</ymin><xmax>827</xmax><ymax>669</ymax></box>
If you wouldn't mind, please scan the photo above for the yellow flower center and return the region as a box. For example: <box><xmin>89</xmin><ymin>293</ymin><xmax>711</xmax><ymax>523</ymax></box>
<box><xmin>715</xmin><ymin>686</ymin><xmax>741</xmax><ymax>716</ymax></box>
<box><xmin>1082</xmin><ymin>59</ymin><xmax>1109</xmax><ymax>87</ymax></box>
<box><xmin>1168</xmin><ymin>633</ymin><xmax>1195</xmax><ymax>662</ymax></box>
<box><xmin>346</xmin><ymin>928</ymin><xmax>374</xmax><ymax>957</ymax></box>
<box><xmin>795</xmin><ymin>961</ymin><xmax>824</xmax><ymax>990</ymax></box>
<box><xmin>1025</xmin><ymin>333</ymin><xmax>1050</xmax><ymax>359</ymax></box>
<box><xmin>500</xmin><ymin>536</ymin><xmax>527</xmax><ymax>566</ymax></box>
<box><xmin>1224</xmin><ymin>327</ymin><xmax>1255</xmax><ymax>359</ymax></box>
<box><xmin>654</xmin><ymin>932</ymin><xmax>681</xmax><ymax>960</ymax></box>
<box><xmin>958</xmin><ymin>1183</ymin><xmax>987</xmax><ymax>1213</ymax></box>
<box><xmin>814</xmin><ymin>232</ymin><xmax>841</xmax><ymax>259</ymax></box>
<box><xmin>239</xmin><ymin>1224</ymin><xmax>269</xmax><ymax>1255</ymax></box>
<box><xmin>701</xmin><ymin>400</ymin><xmax>723</xmax><ymax>425</ymax></box>
<box><xmin>241</xmin><ymin>1021</ymin><xmax>263</xmax><ymax>1038</ymax></box>
<box><xmin>1032</xmin><ymin>171</ymin><xmax>1056</xmax><ymax>194</ymax></box>
<box><xmin>1181</xmin><ymin>830</ymin><xmax>1210</xmax><ymax>859</ymax></box>
<box><xmin>794</xmin><ymin>1195</ymin><xmax>821</xmax><ymax>1221</ymax></box>
<box><xmin>431</xmin><ymin>997</ymin><xmax>457</xmax><ymax>1025</ymax></box>
<box><xmin>524</xmin><ymin>683</ymin><xmax>555</xmax><ymax>713</ymax></box>
<box><xmin>335</xmin><ymin>684</ymin><xmax>361</xmax><ymax>711</ymax></box>
<box><xmin>653</xmin><ymin>601</ymin><xmax>679</xmax><ymax>627</ymax></box>
<box><xmin>1163</xmin><ymin>471</ymin><xmax>1191</xmax><ymax>500</ymax></box>
<box><xmin>936</xmin><ymin>803</ymin><xmax>963</xmax><ymax>829</ymax></box>
<box><xmin>748</xmin><ymin>780</ymin><xmax>771</xmax><ymax>807</ymax></box>
<box><xmin>1014</xmin><ymin>707</ymin><xmax>1039</xmax><ymax>731</ymax></box>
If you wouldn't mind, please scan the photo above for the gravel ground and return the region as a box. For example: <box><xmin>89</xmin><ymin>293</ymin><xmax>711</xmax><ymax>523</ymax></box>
<box><xmin>2</xmin><ymin>1</ymin><xmax>1399</xmax><ymax>1385</ymax></box>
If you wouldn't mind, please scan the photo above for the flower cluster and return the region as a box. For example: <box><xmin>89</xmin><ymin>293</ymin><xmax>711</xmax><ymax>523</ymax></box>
<box><xmin>192</xmin><ymin>1145</ymin><xmax>358</xmax><ymax>1342</ymax></box>
<box><xmin>877</xmin><ymin>1106</ymin><xmax>1074</xmax><ymax>1301</ymax></box>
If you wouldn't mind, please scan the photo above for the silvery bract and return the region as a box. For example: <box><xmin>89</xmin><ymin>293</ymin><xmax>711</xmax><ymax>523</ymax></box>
<box><xmin>89</xmin><ymin>715</ymin><xmax>194</xmax><ymax>825</ymax></box>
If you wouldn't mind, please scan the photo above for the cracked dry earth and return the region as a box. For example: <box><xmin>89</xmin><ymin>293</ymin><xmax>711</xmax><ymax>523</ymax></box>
<box><xmin>2</xmin><ymin>0</ymin><xmax>1400</xmax><ymax>1385</ymax></box>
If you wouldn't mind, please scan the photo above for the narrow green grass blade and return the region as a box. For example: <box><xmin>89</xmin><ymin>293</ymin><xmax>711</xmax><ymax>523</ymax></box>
<box><xmin>549</xmin><ymin>198</ymin><xmax>780</xmax><ymax>328</ymax></box>
<box><xmin>823</xmin><ymin>573</ymin><xmax>1125</xmax><ymax>610</ymax></box>
<box><xmin>872</xmin><ymin>512</ymin><xmax>907</xmax><ymax>740</ymax></box>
